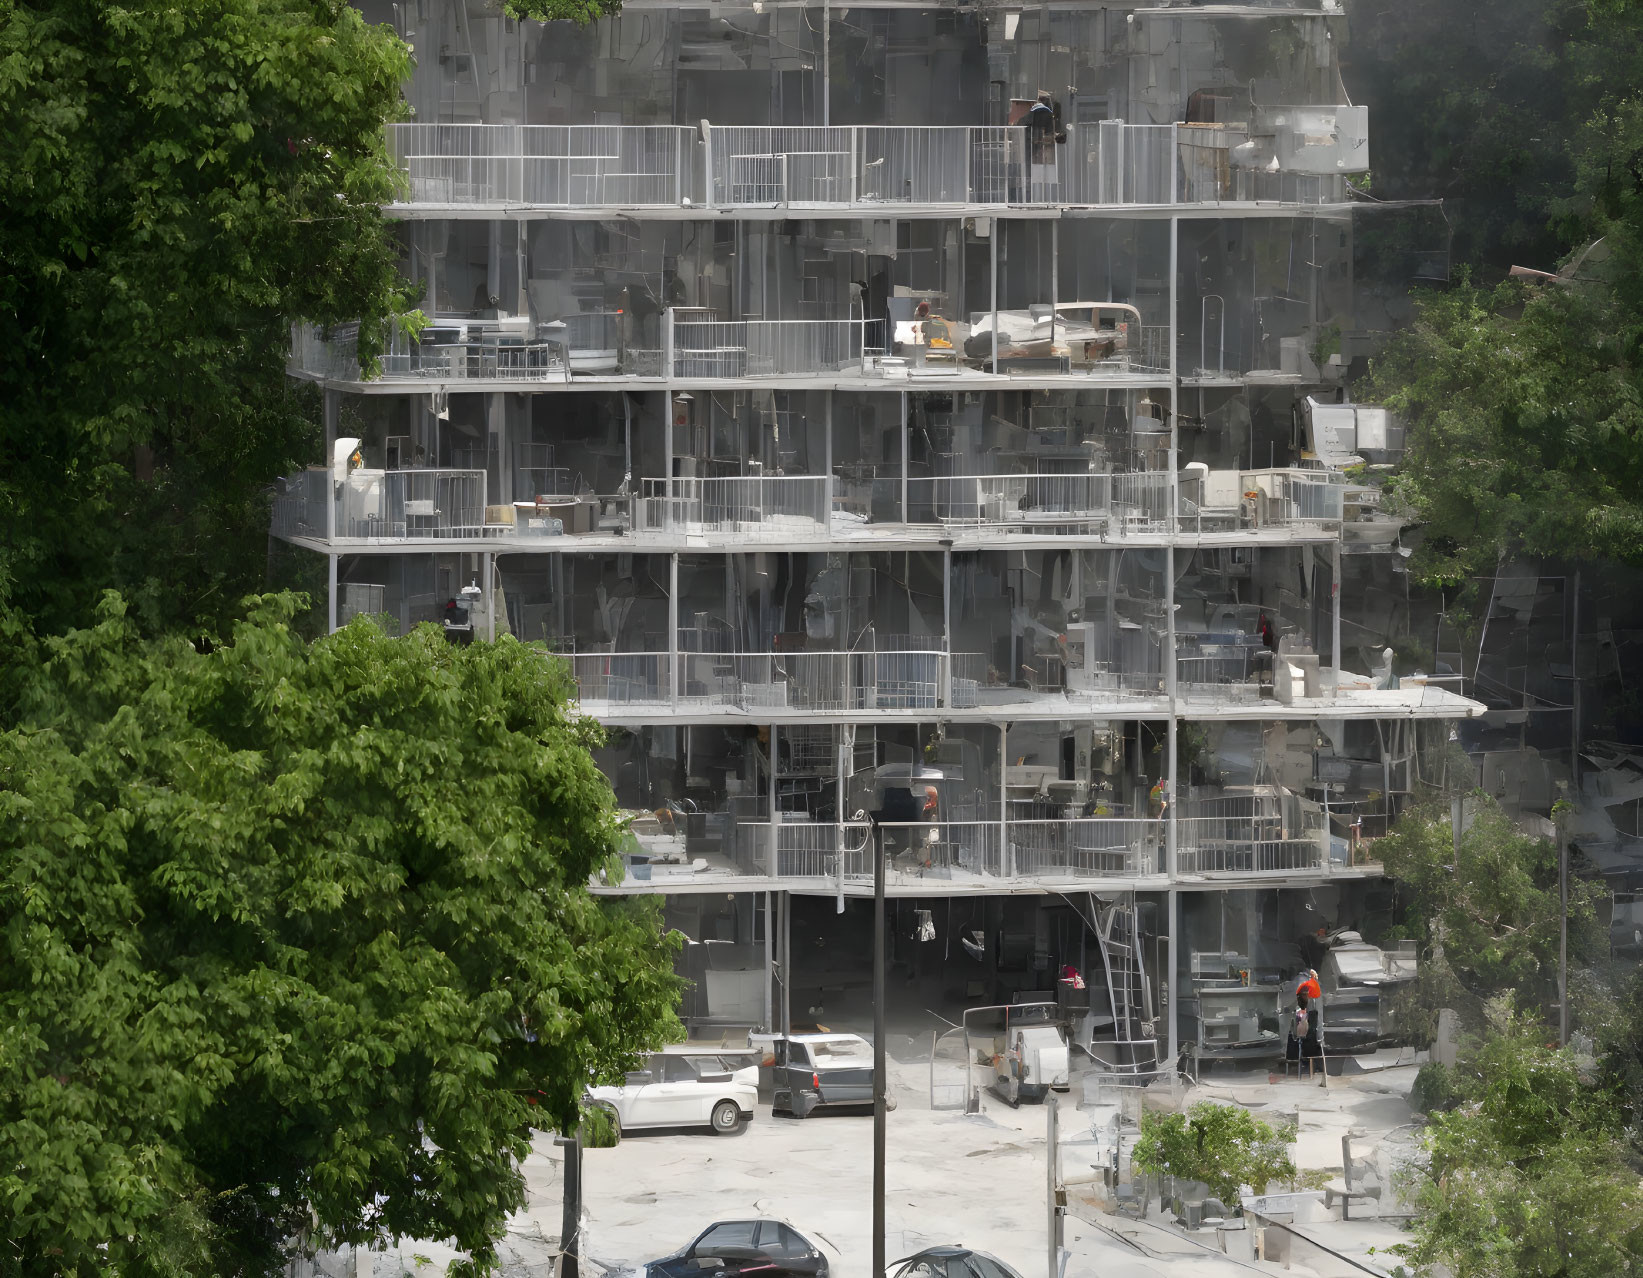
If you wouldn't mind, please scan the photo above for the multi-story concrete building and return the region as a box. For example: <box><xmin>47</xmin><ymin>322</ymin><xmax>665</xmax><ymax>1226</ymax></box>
<box><xmin>277</xmin><ymin>0</ymin><xmax>1479</xmax><ymax>1076</ymax></box>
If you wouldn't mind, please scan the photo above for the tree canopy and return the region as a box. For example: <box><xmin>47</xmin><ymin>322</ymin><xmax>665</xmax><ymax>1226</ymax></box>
<box><xmin>0</xmin><ymin>0</ymin><xmax>412</xmax><ymax>641</ymax></box>
<box><xmin>1344</xmin><ymin>0</ymin><xmax>1643</xmax><ymax>269</ymax></box>
<box><xmin>1399</xmin><ymin>1010</ymin><xmax>1643</xmax><ymax>1278</ymax></box>
<box><xmin>1130</xmin><ymin>1102</ymin><xmax>1302</xmax><ymax>1204</ymax></box>
<box><xmin>0</xmin><ymin>597</ymin><xmax>681</xmax><ymax>1275</ymax></box>
<box><xmin>1375</xmin><ymin>797</ymin><xmax>1608</xmax><ymax>1035</ymax></box>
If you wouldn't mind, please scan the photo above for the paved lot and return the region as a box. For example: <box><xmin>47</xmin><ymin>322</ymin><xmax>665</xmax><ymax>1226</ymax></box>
<box><xmin>324</xmin><ymin>1052</ymin><xmax>1423</xmax><ymax>1276</ymax></box>
<box><xmin>519</xmin><ymin>1057</ymin><xmax>1056</xmax><ymax>1273</ymax></box>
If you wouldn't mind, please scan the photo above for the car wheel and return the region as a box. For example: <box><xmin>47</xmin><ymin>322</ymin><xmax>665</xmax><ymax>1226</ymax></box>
<box><xmin>710</xmin><ymin>1099</ymin><xmax>743</xmax><ymax>1135</ymax></box>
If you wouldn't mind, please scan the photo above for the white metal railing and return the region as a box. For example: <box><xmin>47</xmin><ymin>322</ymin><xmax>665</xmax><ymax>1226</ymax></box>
<box><xmin>273</xmin><ymin>467</ymin><xmax>493</xmax><ymax>542</ymax></box>
<box><xmin>1175</xmin><ymin>795</ymin><xmax>1328</xmax><ymax>874</ymax></box>
<box><xmin>730</xmin><ymin>816</ymin><xmax>1167</xmax><ymax>882</ymax></box>
<box><xmin>340</xmin><ymin>469</ymin><xmax>490</xmax><ymax>540</ymax></box>
<box><xmin>635</xmin><ymin>476</ymin><xmax>830</xmax><ymax>536</ymax></box>
<box><xmin>907</xmin><ymin>471</ymin><xmax>1173</xmax><ymax>529</ymax></box>
<box><xmin>290</xmin><ymin>322</ymin><xmax>570</xmax><ymax>384</ymax></box>
<box><xmin>380</xmin><ymin>119</ymin><xmax>1362</xmax><ymax>212</ymax></box>
<box><xmin>271</xmin><ymin>467</ymin><xmax>330</xmax><ymax>540</ymax></box>
<box><xmin>668</xmin><ymin>314</ymin><xmax>887</xmax><ymax>378</ymax></box>
<box><xmin>388</xmin><ymin>124</ymin><xmax>695</xmax><ymax>206</ymax></box>
<box><xmin>564</xmin><ymin>652</ymin><xmax>673</xmax><ymax>705</ymax></box>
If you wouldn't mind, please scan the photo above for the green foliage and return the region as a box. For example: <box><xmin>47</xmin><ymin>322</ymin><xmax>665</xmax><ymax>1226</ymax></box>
<box><xmin>0</xmin><ymin>0</ymin><xmax>414</xmax><ymax>641</ymax></box>
<box><xmin>501</xmin><ymin>0</ymin><xmax>623</xmax><ymax>20</ymax></box>
<box><xmin>1130</xmin><ymin>1102</ymin><xmax>1299</xmax><ymax>1204</ymax></box>
<box><xmin>1408</xmin><ymin>1061</ymin><xmax>1464</xmax><ymax>1116</ymax></box>
<box><xmin>1398</xmin><ymin>1010</ymin><xmax>1643</xmax><ymax>1278</ymax></box>
<box><xmin>1368</xmin><ymin>266</ymin><xmax>1643</xmax><ymax>591</ymax></box>
<box><xmin>0</xmin><ymin>595</ymin><xmax>682</xmax><ymax>1275</ymax></box>
<box><xmin>1344</xmin><ymin>0</ymin><xmax>1643</xmax><ymax>267</ymax></box>
<box><xmin>1376</xmin><ymin>797</ymin><xmax>1608</xmax><ymax>1034</ymax></box>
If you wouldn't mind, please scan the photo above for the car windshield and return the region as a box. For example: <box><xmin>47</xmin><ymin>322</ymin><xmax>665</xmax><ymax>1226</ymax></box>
<box><xmin>808</xmin><ymin>1038</ymin><xmax>872</xmax><ymax>1063</ymax></box>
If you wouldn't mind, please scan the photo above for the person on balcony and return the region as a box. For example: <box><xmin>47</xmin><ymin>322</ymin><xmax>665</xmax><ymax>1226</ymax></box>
<box><xmin>1027</xmin><ymin>91</ymin><xmax>1065</xmax><ymax>166</ymax></box>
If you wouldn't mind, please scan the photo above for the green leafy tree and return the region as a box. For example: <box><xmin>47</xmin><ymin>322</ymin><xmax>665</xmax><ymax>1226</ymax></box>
<box><xmin>1376</xmin><ymin>797</ymin><xmax>1608</xmax><ymax>1036</ymax></box>
<box><xmin>1368</xmin><ymin>264</ymin><xmax>1643</xmax><ymax>593</ymax></box>
<box><xmin>0</xmin><ymin>0</ymin><xmax>413</xmax><ymax>641</ymax></box>
<box><xmin>1343</xmin><ymin>0</ymin><xmax>1643</xmax><ymax>268</ymax></box>
<box><xmin>501</xmin><ymin>0</ymin><xmax>623</xmax><ymax>20</ymax></box>
<box><xmin>1130</xmin><ymin>1102</ymin><xmax>1300</xmax><ymax>1204</ymax></box>
<box><xmin>1398</xmin><ymin>1009</ymin><xmax>1643</xmax><ymax>1278</ymax></box>
<box><xmin>0</xmin><ymin>596</ymin><xmax>681</xmax><ymax>1275</ymax></box>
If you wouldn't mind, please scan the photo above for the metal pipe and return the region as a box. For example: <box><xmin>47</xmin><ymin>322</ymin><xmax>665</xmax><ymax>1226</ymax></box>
<box><xmin>1559</xmin><ymin>817</ymin><xmax>1568</xmax><ymax>1047</ymax></box>
<box><xmin>327</xmin><ymin>553</ymin><xmax>338</xmax><ymax>635</ymax></box>
<box><xmin>872</xmin><ymin>820</ymin><xmax>887</xmax><ymax>1278</ymax></box>
<box><xmin>1331</xmin><ymin>539</ymin><xmax>1342</xmax><ymax>688</ymax></box>
<box><xmin>1166</xmin><ymin>886</ymin><xmax>1179</xmax><ymax>1080</ymax></box>
<box><xmin>990</xmin><ymin>219</ymin><xmax>999</xmax><ymax>371</ymax></box>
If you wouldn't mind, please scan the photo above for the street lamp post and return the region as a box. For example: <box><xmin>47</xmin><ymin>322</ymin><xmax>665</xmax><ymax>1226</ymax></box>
<box><xmin>872</xmin><ymin>817</ymin><xmax>887</xmax><ymax>1278</ymax></box>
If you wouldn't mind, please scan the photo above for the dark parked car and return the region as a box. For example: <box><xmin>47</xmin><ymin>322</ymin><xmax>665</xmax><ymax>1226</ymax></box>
<box><xmin>890</xmin><ymin>1246</ymin><xmax>1025</xmax><ymax>1278</ymax></box>
<box><xmin>769</xmin><ymin>1033</ymin><xmax>886</xmax><ymax>1118</ymax></box>
<box><xmin>645</xmin><ymin>1219</ymin><xmax>831</xmax><ymax>1278</ymax></box>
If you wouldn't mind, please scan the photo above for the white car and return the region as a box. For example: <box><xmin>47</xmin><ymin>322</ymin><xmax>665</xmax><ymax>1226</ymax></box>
<box><xmin>589</xmin><ymin>1050</ymin><xmax>759</xmax><ymax>1136</ymax></box>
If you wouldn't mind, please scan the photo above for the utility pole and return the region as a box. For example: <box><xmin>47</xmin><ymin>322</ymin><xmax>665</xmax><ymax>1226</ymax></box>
<box><xmin>1047</xmin><ymin>1094</ymin><xmax>1064</xmax><ymax>1277</ymax></box>
<box><xmin>1558</xmin><ymin>790</ymin><xmax>1569</xmax><ymax>1048</ymax></box>
<box><xmin>872</xmin><ymin>818</ymin><xmax>887</xmax><ymax>1278</ymax></box>
<box><xmin>555</xmin><ymin>1134</ymin><xmax>581</xmax><ymax>1278</ymax></box>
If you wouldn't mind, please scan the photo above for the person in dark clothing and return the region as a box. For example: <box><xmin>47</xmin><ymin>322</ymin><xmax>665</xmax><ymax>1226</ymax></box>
<box><xmin>1026</xmin><ymin>90</ymin><xmax>1063</xmax><ymax>165</ymax></box>
<box><xmin>1287</xmin><ymin>993</ymin><xmax>1322</xmax><ymax>1078</ymax></box>
<box><xmin>1298</xmin><ymin>925</ymin><xmax>1330</xmax><ymax>972</ymax></box>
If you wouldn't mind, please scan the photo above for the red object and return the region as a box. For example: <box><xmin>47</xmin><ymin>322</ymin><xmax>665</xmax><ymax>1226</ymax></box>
<box><xmin>1298</xmin><ymin>975</ymin><xmax>1321</xmax><ymax>1002</ymax></box>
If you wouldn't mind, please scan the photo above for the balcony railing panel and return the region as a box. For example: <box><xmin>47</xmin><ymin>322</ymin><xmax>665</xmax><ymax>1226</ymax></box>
<box><xmin>382</xmin><ymin>119</ymin><xmax>1364</xmax><ymax>212</ymax></box>
<box><xmin>564</xmin><ymin>653</ymin><xmax>673</xmax><ymax>706</ymax></box>
<box><xmin>291</xmin><ymin>323</ymin><xmax>570</xmax><ymax>384</ymax></box>
<box><xmin>719</xmin><ymin>814</ymin><xmax>1326</xmax><ymax>884</ymax></box>
<box><xmin>636</xmin><ymin>476</ymin><xmax>831</xmax><ymax>537</ymax></box>
<box><xmin>671</xmin><ymin>318</ymin><xmax>886</xmax><ymax>378</ymax></box>
<box><xmin>272</xmin><ymin>467</ymin><xmax>490</xmax><ymax>541</ymax></box>
<box><xmin>907</xmin><ymin>471</ymin><xmax>1173</xmax><ymax>530</ymax></box>
<box><xmin>388</xmin><ymin>124</ymin><xmax>694</xmax><ymax>207</ymax></box>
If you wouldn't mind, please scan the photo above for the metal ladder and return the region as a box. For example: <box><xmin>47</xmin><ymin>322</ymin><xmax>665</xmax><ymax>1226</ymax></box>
<box><xmin>1093</xmin><ymin>894</ymin><xmax>1158</xmax><ymax>1072</ymax></box>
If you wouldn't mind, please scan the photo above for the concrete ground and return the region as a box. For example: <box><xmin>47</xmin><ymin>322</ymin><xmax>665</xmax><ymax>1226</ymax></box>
<box><xmin>315</xmin><ymin>1045</ymin><xmax>1425</xmax><ymax>1276</ymax></box>
<box><xmin>510</xmin><ymin>1047</ymin><xmax>1423</xmax><ymax>1277</ymax></box>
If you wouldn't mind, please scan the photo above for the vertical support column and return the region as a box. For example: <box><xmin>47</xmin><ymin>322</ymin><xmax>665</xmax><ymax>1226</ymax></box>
<box><xmin>768</xmin><ymin>723</ymin><xmax>779</xmax><ymax>879</ymax></box>
<box><xmin>1331</xmin><ymin>538</ymin><xmax>1342</xmax><ymax>688</ymax></box>
<box><xmin>327</xmin><ymin>553</ymin><xmax>339</xmax><ymax>635</ymax></box>
<box><xmin>1050</xmin><ymin>217</ymin><xmax>1059</xmax><ymax>352</ymax></box>
<box><xmin>323</xmin><ymin>387</ymin><xmax>340</xmax><ymax>544</ymax></box>
<box><xmin>667</xmin><ymin>553</ymin><xmax>679</xmax><ymax>704</ymax></box>
<box><xmin>899</xmin><ymin>391</ymin><xmax>909</xmax><ymax>522</ymax></box>
<box><xmin>1000</xmin><ymin>721</ymin><xmax>1011</xmax><ymax>878</ymax></box>
<box><xmin>484</xmin><ymin>551</ymin><xmax>495</xmax><ymax>641</ymax></box>
<box><xmin>1166</xmin><ymin>886</ymin><xmax>1179</xmax><ymax>1081</ymax></box>
<box><xmin>990</xmin><ymin>219</ymin><xmax>1000</xmax><ymax>371</ymax></box>
<box><xmin>782</xmin><ymin>889</ymin><xmax>793</xmax><ymax>1038</ymax></box>
<box><xmin>1047</xmin><ymin>1095</ymin><xmax>1062</xmax><ymax>1278</ymax></box>
<box><xmin>764</xmin><ymin>889</ymin><xmax>775</xmax><ymax>1031</ymax></box>
<box><xmin>943</xmin><ymin>546</ymin><xmax>954</xmax><ymax>708</ymax></box>
<box><xmin>1165</xmin><ymin>213</ymin><xmax>1180</xmax><ymax>881</ymax></box>
<box><xmin>825</xmin><ymin>390</ymin><xmax>835</xmax><ymax>520</ymax></box>
<box><xmin>822</xmin><ymin>0</ymin><xmax>832</xmax><ymax>128</ymax></box>
<box><xmin>837</xmin><ymin>724</ymin><xmax>851</xmax><ymax>913</ymax></box>
<box><xmin>662</xmin><ymin>306</ymin><xmax>675</xmax><ymax>379</ymax></box>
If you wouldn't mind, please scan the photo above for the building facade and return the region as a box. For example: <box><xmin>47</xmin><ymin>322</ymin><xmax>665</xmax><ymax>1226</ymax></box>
<box><xmin>277</xmin><ymin>0</ymin><xmax>1478</xmax><ymax>1074</ymax></box>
